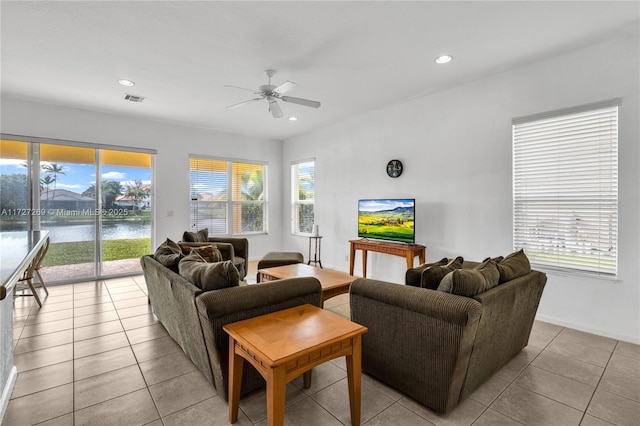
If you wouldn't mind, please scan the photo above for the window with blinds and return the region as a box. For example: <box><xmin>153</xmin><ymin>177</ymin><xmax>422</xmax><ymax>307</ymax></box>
<box><xmin>292</xmin><ymin>160</ymin><xmax>315</xmax><ymax>234</ymax></box>
<box><xmin>190</xmin><ymin>157</ymin><xmax>266</xmax><ymax>235</ymax></box>
<box><xmin>512</xmin><ymin>100</ymin><xmax>619</xmax><ymax>276</ymax></box>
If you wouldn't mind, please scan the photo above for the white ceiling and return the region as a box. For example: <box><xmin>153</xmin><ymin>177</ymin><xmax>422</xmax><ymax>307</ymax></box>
<box><xmin>1</xmin><ymin>1</ymin><xmax>638</xmax><ymax>141</ymax></box>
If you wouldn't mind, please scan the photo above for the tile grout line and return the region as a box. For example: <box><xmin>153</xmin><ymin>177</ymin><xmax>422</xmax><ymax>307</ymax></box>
<box><xmin>111</xmin><ymin>277</ymin><xmax>164</xmax><ymax>424</ymax></box>
<box><xmin>469</xmin><ymin>335</ymin><xmax>559</xmax><ymax>426</ymax></box>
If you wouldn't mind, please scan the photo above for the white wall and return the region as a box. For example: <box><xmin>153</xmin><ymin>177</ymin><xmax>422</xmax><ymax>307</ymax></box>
<box><xmin>282</xmin><ymin>28</ymin><xmax>640</xmax><ymax>343</ymax></box>
<box><xmin>0</xmin><ymin>98</ymin><xmax>284</xmax><ymax>260</ymax></box>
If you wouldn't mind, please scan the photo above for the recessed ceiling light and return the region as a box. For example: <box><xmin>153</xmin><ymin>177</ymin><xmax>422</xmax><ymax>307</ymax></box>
<box><xmin>288</xmin><ymin>116</ymin><xmax>298</xmax><ymax>121</ymax></box>
<box><xmin>434</xmin><ymin>55</ymin><xmax>453</xmax><ymax>64</ymax></box>
<box><xmin>118</xmin><ymin>79</ymin><xmax>135</xmax><ymax>87</ymax></box>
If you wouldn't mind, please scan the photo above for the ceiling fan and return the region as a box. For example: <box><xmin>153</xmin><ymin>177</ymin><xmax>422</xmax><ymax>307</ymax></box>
<box><xmin>224</xmin><ymin>69</ymin><xmax>321</xmax><ymax>118</ymax></box>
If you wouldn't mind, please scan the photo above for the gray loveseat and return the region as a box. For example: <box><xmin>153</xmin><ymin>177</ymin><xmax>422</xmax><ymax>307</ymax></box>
<box><xmin>140</xmin><ymin>254</ymin><xmax>322</xmax><ymax>401</ymax></box>
<box><xmin>350</xmin><ymin>251</ymin><xmax>546</xmax><ymax>413</ymax></box>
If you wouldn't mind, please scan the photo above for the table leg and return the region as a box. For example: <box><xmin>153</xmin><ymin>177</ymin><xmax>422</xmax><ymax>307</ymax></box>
<box><xmin>362</xmin><ymin>250</ymin><xmax>368</xmax><ymax>278</ymax></box>
<box><xmin>419</xmin><ymin>248</ymin><xmax>425</xmax><ymax>265</ymax></box>
<box><xmin>303</xmin><ymin>370</ymin><xmax>312</xmax><ymax>389</ymax></box>
<box><xmin>406</xmin><ymin>253</ymin><xmax>414</xmax><ymax>270</ymax></box>
<box><xmin>267</xmin><ymin>367</ymin><xmax>287</xmax><ymax>426</ymax></box>
<box><xmin>228</xmin><ymin>338</ymin><xmax>244</xmax><ymax>424</ymax></box>
<box><xmin>349</xmin><ymin>243</ymin><xmax>356</xmax><ymax>275</ymax></box>
<box><xmin>346</xmin><ymin>335</ymin><xmax>363</xmax><ymax>426</ymax></box>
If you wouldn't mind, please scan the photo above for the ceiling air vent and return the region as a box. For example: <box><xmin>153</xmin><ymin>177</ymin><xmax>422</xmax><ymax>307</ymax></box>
<box><xmin>123</xmin><ymin>94</ymin><xmax>145</xmax><ymax>103</ymax></box>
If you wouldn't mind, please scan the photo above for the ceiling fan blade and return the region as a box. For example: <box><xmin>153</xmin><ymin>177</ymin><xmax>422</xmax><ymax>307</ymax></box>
<box><xmin>269</xmin><ymin>100</ymin><xmax>283</xmax><ymax>118</ymax></box>
<box><xmin>224</xmin><ymin>85</ymin><xmax>260</xmax><ymax>94</ymax></box>
<box><xmin>226</xmin><ymin>98</ymin><xmax>262</xmax><ymax>110</ymax></box>
<box><xmin>273</xmin><ymin>80</ymin><xmax>296</xmax><ymax>95</ymax></box>
<box><xmin>281</xmin><ymin>96</ymin><xmax>321</xmax><ymax>108</ymax></box>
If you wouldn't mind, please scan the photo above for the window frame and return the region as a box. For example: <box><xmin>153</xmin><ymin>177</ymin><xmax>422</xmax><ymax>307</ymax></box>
<box><xmin>512</xmin><ymin>99</ymin><xmax>619</xmax><ymax>277</ymax></box>
<box><xmin>291</xmin><ymin>159</ymin><xmax>315</xmax><ymax>236</ymax></box>
<box><xmin>189</xmin><ymin>155</ymin><xmax>268</xmax><ymax>236</ymax></box>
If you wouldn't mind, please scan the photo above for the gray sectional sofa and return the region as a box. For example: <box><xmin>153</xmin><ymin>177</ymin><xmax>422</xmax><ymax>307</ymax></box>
<box><xmin>350</xmin><ymin>250</ymin><xmax>547</xmax><ymax>413</ymax></box>
<box><xmin>140</xmin><ymin>253</ymin><xmax>322</xmax><ymax>401</ymax></box>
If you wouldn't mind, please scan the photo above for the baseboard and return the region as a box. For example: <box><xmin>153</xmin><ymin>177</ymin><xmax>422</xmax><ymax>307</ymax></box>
<box><xmin>0</xmin><ymin>366</ymin><xmax>17</xmax><ymax>423</ymax></box>
<box><xmin>535</xmin><ymin>314</ymin><xmax>640</xmax><ymax>345</ymax></box>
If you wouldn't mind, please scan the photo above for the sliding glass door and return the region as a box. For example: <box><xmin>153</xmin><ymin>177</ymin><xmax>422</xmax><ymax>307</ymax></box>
<box><xmin>39</xmin><ymin>143</ymin><xmax>98</xmax><ymax>281</ymax></box>
<box><xmin>0</xmin><ymin>137</ymin><xmax>154</xmax><ymax>283</ymax></box>
<box><xmin>99</xmin><ymin>149</ymin><xmax>152</xmax><ymax>276</ymax></box>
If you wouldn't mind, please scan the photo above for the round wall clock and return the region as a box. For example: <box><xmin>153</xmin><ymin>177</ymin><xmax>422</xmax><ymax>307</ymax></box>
<box><xmin>386</xmin><ymin>159</ymin><xmax>403</xmax><ymax>178</ymax></box>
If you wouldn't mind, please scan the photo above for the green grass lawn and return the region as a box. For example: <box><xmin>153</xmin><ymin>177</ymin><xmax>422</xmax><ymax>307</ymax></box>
<box><xmin>43</xmin><ymin>238</ymin><xmax>151</xmax><ymax>267</ymax></box>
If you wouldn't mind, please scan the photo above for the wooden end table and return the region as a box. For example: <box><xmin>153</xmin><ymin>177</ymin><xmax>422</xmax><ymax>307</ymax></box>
<box><xmin>224</xmin><ymin>304</ymin><xmax>367</xmax><ymax>426</ymax></box>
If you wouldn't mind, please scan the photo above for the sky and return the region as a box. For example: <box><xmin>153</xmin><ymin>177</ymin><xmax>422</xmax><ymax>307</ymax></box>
<box><xmin>0</xmin><ymin>159</ymin><xmax>151</xmax><ymax>193</ymax></box>
<box><xmin>358</xmin><ymin>199</ymin><xmax>415</xmax><ymax>212</ymax></box>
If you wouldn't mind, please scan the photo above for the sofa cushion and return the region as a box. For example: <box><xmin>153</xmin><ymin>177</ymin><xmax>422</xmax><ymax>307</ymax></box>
<box><xmin>188</xmin><ymin>244</ymin><xmax>223</xmax><ymax>263</ymax></box>
<box><xmin>497</xmin><ymin>249</ymin><xmax>531</xmax><ymax>283</ymax></box>
<box><xmin>420</xmin><ymin>256</ymin><xmax>464</xmax><ymax>290</ymax></box>
<box><xmin>154</xmin><ymin>238</ymin><xmax>183</xmax><ymax>271</ymax></box>
<box><xmin>183</xmin><ymin>228</ymin><xmax>209</xmax><ymax>243</ymax></box>
<box><xmin>178</xmin><ymin>253</ymin><xmax>239</xmax><ymax>291</ymax></box>
<box><xmin>405</xmin><ymin>258</ymin><xmax>448</xmax><ymax>287</ymax></box>
<box><xmin>438</xmin><ymin>259</ymin><xmax>500</xmax><ymax>297</ymax></box>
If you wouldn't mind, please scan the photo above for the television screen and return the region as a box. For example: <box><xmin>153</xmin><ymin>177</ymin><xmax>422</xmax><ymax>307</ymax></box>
<box><xmin>358</xmin><ymin>199</ymin><xmax>415</xmax><ymax>244</ymax></box>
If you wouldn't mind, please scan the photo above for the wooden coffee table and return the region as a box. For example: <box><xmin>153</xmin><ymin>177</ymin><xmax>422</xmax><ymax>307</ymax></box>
<box><xmin>224</xmin><ymin>304</ymin><xmax>367</xmax><ymax>426</ymax></box>
<box><xmin>258</xmin><ymin>263</ymin><xmax>355</xmax><ymax>306</ymax></box>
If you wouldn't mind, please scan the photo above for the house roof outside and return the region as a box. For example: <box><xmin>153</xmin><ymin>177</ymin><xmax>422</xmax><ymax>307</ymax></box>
<box><xmin>41</xmin><ymin>189</ymin><xmax>94</xmax><ymax>202</ymax></box>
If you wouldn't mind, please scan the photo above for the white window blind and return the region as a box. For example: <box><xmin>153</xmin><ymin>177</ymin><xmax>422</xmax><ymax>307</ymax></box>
<box><xmin>190</xmin><ymin>157</ymin><xmax>266</xmax><ymax>235</ymax></box>
<box><xmin>512</xmin><ymin>100</ymin><xmax>619</xmax><ymax>276</ymax></box>
<box><xmin>292</xmin><ymin>160</ymin><xmax>315</xmax><ymax>234</ymax></box>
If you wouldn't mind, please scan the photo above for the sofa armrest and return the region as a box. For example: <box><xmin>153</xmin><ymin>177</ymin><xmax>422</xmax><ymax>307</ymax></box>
<box><xmin>461</xmin><ymin>270</ymin><xmax>547</xmax><ymax>398</ymax></box>
<box><xmin>195</xmin><ymin>277</ymin><xmax>322</xmax><ymax>401</ymax></box>
<box><xmin>351</xmin><ymin>278</ymin><xmax>481</xmax><ymax>325</ymax></box>
<box><xmin>208</xmin><ymin>237</ymin><xmax>248</xmax><ymax>278</ymax></box>
<box><xmin>350</xmin><ymin>278</ymin><xmax>482</xmax><ymax>413</ymax></box>
<box><xmin>207</xmin><ymin>237</ymin><xmax>248</xmax><ymax>262</ymax></box>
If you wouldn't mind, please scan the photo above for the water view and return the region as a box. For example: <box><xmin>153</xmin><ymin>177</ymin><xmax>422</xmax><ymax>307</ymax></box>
<box><xmin>43</xmin><ymin>221</ymin><xmax>152</xmax><ymax>243</ymax></box>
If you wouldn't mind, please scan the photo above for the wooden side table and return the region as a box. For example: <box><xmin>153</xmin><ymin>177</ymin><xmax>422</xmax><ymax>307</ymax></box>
<box><xmin>307</xmin><ymin>235</ymin><xmax>323</xmax><ymax>268</ymax></box>
<box><xmin>349</xmin><ymin>239</ymin><xmax>425</xmax><ymax>277</ymax></box>
<box><xmin>224</xmin><ymin>304</ymin><xmax>367</xmax><ymax>426</ymax></box>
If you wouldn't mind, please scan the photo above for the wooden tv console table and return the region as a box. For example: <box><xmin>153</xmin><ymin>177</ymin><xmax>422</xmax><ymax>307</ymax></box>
<box><xmin>349</xmin><ymin>239</ymin><xmax>426</xmax><ymax>278</ymax></box>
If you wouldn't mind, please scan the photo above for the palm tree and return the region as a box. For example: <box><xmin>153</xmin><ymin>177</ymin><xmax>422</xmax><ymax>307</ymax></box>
<box><xmin>240</xmin><ymin>170</ymin><xmax>264</xmax><ymax>231</ymax></box>
<box><xmin>102</xmin><ymin>180</ymin><xmax>123</xmax><ymax>209</ymax></box>
<box><xmin>83</xmin><ymin>180</ymin><xmax>123</xmax><ymax>208</ymax></box>
<box><xmin>41</xmin><ymin>163</ymin><xmax>66</xmax><ymax>199</ymax></box>
<box><xmin>40</xmin><ymin>175</ymin><xmax>56</xmax><ymax>204</ymax></box>
<box><xmin>125</xmin><ymin>180</ymin><xmax>150</xmax><ymax>212</ymax></box>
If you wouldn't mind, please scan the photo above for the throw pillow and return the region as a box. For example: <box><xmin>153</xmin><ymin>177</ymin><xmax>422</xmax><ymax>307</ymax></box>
<box><xmin>420</xmin><ymin>256</ymin><xmax>464</xmax><ymax>290</ymax></box>
<box><xmin>154</xmin><ymin>238</ymin><xmax>183</xmax><ymax>270</ymax></box>
<box><xmin>188</xmin><ymin>244</ymin><xmax>223</xmax><ymax>263</ymax></box>
<box><xmin>437</xmin><ymin>259</ymin><xmax>500</xmax><ymax>297</ymax></box>
<box><xmin>182</xmin><ymin>228</ymin><xmax>208</xmax><ymax>243</ymax></box>
<box><xmin>178</xmin><ymin>253</ymin><xmax>239</xmax><ymax>291</ymax></box>
<box><xmin>497</xmin><ymin>249</ymin><xmax>531</xmax><ymax>283</ymax></box>
<box><xmin>405</xmin><ymin>257</ymin><xmax>448</xmax><ymax>287</ymax></box>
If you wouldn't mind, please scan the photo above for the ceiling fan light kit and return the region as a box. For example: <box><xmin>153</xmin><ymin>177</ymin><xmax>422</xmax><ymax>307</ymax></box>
<box><xmin>225</xmin><ymin>69</ymin><xmax>321</xmax><ymax>118</ymax></box>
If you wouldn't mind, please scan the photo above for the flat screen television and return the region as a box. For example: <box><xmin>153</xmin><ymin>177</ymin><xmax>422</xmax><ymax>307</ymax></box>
<box><xmin>358</xmin><ymin>199</ymin><xmax>415</xmax><ymax>244</ymax></box>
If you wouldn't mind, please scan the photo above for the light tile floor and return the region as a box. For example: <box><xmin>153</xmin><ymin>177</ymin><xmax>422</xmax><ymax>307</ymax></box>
<box><xmin>4</xmin><ymin>267</ymin><xmax>640</xmax><ymax>425</ymax></box>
